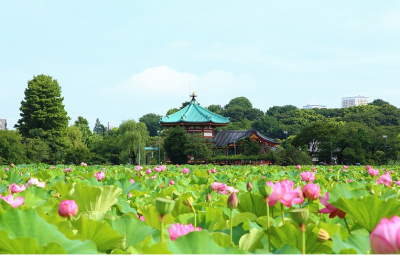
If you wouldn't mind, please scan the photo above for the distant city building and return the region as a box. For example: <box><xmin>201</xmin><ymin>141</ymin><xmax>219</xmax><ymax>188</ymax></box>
<box><xmin>303</xmin><ymin>103</ymin><xmax>327</xmax><ymax>109</ymax></box>
<box><xmin>341</xmin><ymin>95</ymin><xmax>369</xmax><ymax>108</ymax></box>
<box><xmin>0</xmin><ymin>119</ymin><xmax>6</xmax><ymax>130</ymax></box>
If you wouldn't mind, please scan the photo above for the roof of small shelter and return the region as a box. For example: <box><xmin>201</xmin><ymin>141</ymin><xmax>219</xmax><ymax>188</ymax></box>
<box><xmin>160</xmin><ymin>94</ymin><xmax>230</xmax><ymax>125</ymax></box>
<box><xmin>213</xmin><ymin>129</ymin><xmax>279</xmax><ymax>147</ymax></box>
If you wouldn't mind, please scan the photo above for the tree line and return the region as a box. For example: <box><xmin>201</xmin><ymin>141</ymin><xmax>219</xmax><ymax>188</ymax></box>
<box><xmin>1</xmin><ymin>75</ymin><xmax>399</xmax><ymax>166</ymax></box>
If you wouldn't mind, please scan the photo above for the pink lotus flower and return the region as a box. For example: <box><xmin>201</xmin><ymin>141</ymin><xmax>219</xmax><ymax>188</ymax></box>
<box><xmin>176</xmin><ymin>164</ymin><xmax>180</xmax><ymax>167</ymax></box>
<box><xmin>377</xmin><ymin>173</ymin><xmax>392</xmax><ymax>187</ymax></box>
<box><xmin>343</xmin><ymin>165</ymin><xmax>348</xmax><ymax>169</ymax></box>
<box><xmin>168</xmin><ymin>223</ymin><xmax>202</xmax><ymax>241</ymax></box>
<box><xmin>145</xmin><ymin>168</ymin><xmax>152</xmax><ymax>174</ymax></box>
<box><xmin>154</xmin><ymin>167</ymin><xmax>161</xmax><ymax>172</ymax></box>
<box><xmin>225</xmin><ymin>186</ymin><xmax>239</xmax><ymax>193</ymax></box>
<box><xmin>128</xmin><ymin>192</ymin><xmax>132</xmax><ymax>198</ymax></box>
<box><xmin>129</xmin><ymin>179</ymin><xmax>135</xmax><ymax>183</ymax></box>
<box><xmin>159</xmin><ymin>165</ymin><xmax>166</xmax><ymax>171</ymax></box>
<box><xmin>211</xmin><ymin>181</ymin><xmax>220</xmax><ymax>191</ymax></box>
<box><xmin>151</xmin><ymin>176</ymin><xmax>156</xmax><ymax>180</ymax></box>
<box><xmin>295</xmin><ymin>165</ymin><xmax>301</xmax><ymax>170</ymax></box>
<box><xmin>58</xmin><ymin>200</ymin><xmax>78</xmax><ymax>218</ymax></box>
<box><xmin>135</xmin><ymin>165</ymin><xmax>143</xmax><ymax>172</ymax></box>
<box><xmin>136</xmin><ymin>214</ymin><xmax>145</xmax><ymax>221</ymax></box>
<box><xmin>50</xmin><ymin>166</ymin><xmax>56</xmax><ymax>170</ymax></box>
<box><xmin>80</xmin><ymin>162</ymin><xmax>87</xmax><ymax>166</ymax></box>
<box><xmin>94</xmin><ymin>171</ymin><xmax>105</xmax><ymax>181</ymax></box>
<box><xmin>347</xmin><ymin>179</ymin><xmax>352</xmax><ymax>182</ymax></box>
<box><xmin>4</xmin><ymin>167</ymin><xmax>9</xmax><ymax>171</ymax></box>
<box><xmin>182</xmin><ymin>168</ymin><xmax>190</xmax><ymax>174</ymax></box>
<box><xmin>370</xmin><ymin>215</ymin><xmax>400</xmax><ymax>254</ymax></box>
<box><xmin>0</xmin><ymin>194</ymin><xmax>24</xmax><ymax>208</ymax></box>
<box><xmin>318</xmin><ymin>192</ymin><xmax>346</xmax><ymax>218</ymax></box>
<box><xmin>312</xmin><ymin>166</ymin><xmax>316</xmax><ymax>171</ymax></box>
<box><xmin>9</xmin><ymin>183</ymin><xmax>26</xmax><ymax>194</ymax></box>
<box><xmin>210</xmin><ymin>168</ymin><xmax>216</xmax><ymax>173</ymax></box>
<box><xmin>26</xmin><ymin>178</ymin><xmax>45</xmax><ymax>188</ymax></box>
<box><xmin>64</xmin><ymin>167</ymin><xmax>71</xmax><ymax>172</ymax></box>
<box><xmin>302</xmin><ymin>183</ymin><xmax>320</xmax><ymax>200</ymax></box>
<box><xmin>395</xmin><ymin>181</ymin><xmax>400</xmax><ymax>186</ymax></box>
<box><xmin>389</xmin><ymin>170</ymin><xmax>394</xmax><ymax>174</ymax></box>
<box><xmin>300</xmin><ymin>171</ymin><xmax>316</xmax><ymax>182</ymax></box>
<box><xmin>368</xmin><ymin>168</ymin><xmax>379</xmax><ymax>176</ymax></box>
<box><xmin>266</xmin><ymin>180</ymin><xmax>304</xmax><ymax>207</ymax></box>
<box><xmin>329</xmin><ymin>169</ymin><xmax>334</xmax><ymax>172</ymax></box>
<box><xmin>169</xmin><ymin>180</ymin><xmax>175</xmax><ymax>186</ymax></box>
<box><xmin>366</xmin><ymin>165</ymin><xmax>372</xmax><ymax>171</ymax></box>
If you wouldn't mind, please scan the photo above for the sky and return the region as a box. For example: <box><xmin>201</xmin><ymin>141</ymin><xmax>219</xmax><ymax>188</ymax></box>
<box><xmin>1</xmin><ymin>1</ymin><xmax>400</xmax><ymax>130</ymax></box>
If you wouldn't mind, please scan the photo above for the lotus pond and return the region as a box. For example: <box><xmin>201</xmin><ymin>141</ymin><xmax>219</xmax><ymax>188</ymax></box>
<box><xmin>0</xmin><ymin>163</ymin><xmax>399</xmax><ymax>254</ymax></box>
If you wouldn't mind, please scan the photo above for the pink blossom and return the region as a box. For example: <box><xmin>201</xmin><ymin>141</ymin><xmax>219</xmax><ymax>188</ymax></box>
<box><xmin>343</xmin><ymin>165</ymin><xmax>348</xmax><ymax>169</ymax></box>
<box><xmin>176</xmin><ymin>164</ymin><xmax>180</xmax><ymax>167</ymax></box>
<box><xmin>80</xmin><ymin>162</ymin><xmax>87</xmax><ymax>166</ymax></box>
<box><xmin>168</xmin><ymin>223</ymin><xmax>202</xmax><ymax>241</ymax></box>
<box><xmin>377</xmin><ymin>173</ymin><xmax>392</xmax><ymax>187</ymax></box>
<box><xmin>50</xmin><ymin>166</ymin><xmax>56</xmax><ymax>170</ymax></box>
<box><xmin>210</xmin><ymin>168</ymin><xmax>216</xmax><ymax>173</ymax></box>
<box><xmin>347</xmin><ymin>179</ymin><xmax>352</xmax><ymax>182</ymax></box>
<box><xmin>151</xmin><ymin>176</ymin><xmax>156</xmax><ymax>180</ymax></box>
<box><xmin>266</xmin><ymin>180</ymin><xmax>304</xmax><ymax>207</ymax></box>
<box><xmin>182</xmin><ymin>168</ymin><xmax>190</xmax><ymax>174</ymax></box>
<box><xmin>311</xmin><ymin>166</ymin><xmax>316</xmax><ymax>172</ymax></box>
<box><xmin>136</xmin><ymin>214</ymin><xmax>145</xmax><ymax>221</ymax></box>
<box><xmin>145</xmin><ymin>168</ymin><xmax>152</xmax><ymax>174</ymax></box>
<box><xmin>169</xmin><ymin>180</ymin><xmax>175</xmax><ymax>186</ymax></box>
<box><xmin>211</xmin><ymin>182</ymin><xmax>220</xmax><ymax>191</ymax></box>
<box><xmin>395</xmin><ymin>181</ymin><xmax>400</xmax><ymax>186</ymax></box>
<box><xmin>4</xmin><ymin>167</ymin><xmax>9</xmax><ymax>171</ymax></box>
<box><xmin>318</xmin><ymin>192</ymin><xmax>346</xmax><ymax>218</ymax></box>
<box><xmin>9</xmin><ymin>183</ymin><xmax>26</xmax><ymax>194</ymax></box>
<box><xmin>329</xmin><ymin>169</ymin><xmax>334</xmax><ymax>172</ymax></box>
<box><xmin>135</xmin><ymin>165</ymin><xmax>143</xmax><ymax>172</ymax></box>
<box><xmin>159</xmin><ymin>165</ymin><xmax>166</xmax><ymax>171</ymax></box>
<box><xmin>300</xmin><ymin>171</ymin><xmax>316</xmax><ymax>182</ymax></box>
<box><xmin>261</xmin><ymin>176</ymin><xmax>266</xmax><ymax>179</ymax></box>
<box><xmin>58</xmin><ymin>200</ymin><xmax>78</xmax><ymax>218</ymax></box>
<box><xmin>94</xmin><ymin>171</ymin><xmax>105</xmax><ymax>181</ymax></box>
<box><xmin>154</xmin><ymin>167</ymin><xmax>161</xmax><ymax>172</ymax></box>
<box><xmin>295</xmin><ymin>165</ymin><xmax>301</xmax><ymax>170</ymax></box>
<box><xmin>366</xmin><ymin>165</ymin><xmax>372</xmax><ymax>171</ymax></box>
<box><xmin>129</xmin><ymin>179</ymin><xmax>135</xmax><ymax>183</ymax></box>
<box><xmin>225</xmin><ymin>186</ymin><xmax>239</xmax><ymax>193</ymax></box>
<box><xmin>128</xmin><ymin>192</ymin><xmax>132</xmax><ymax>198</ymax></box>
<box><xmin>368</xmin><ymin>168</ymin><xmax>379</xmax><ymax>177</ymax></box>
<box><xmin>302</xmin><ymin>183</ymin><xmax>320</xmax><ymax>200</ymax></box>
<box><xmin>0</xmin><ymin>194</ymin><xmax>24</xmax><ymax>208</ymax></box>
<box><xmin>26</xmin><ymin>178</ymin><xmax>40</xmax><ymax>187</ymax></box>
<box><xmin>389</xmin><ymin>170</ymin><xmax>394</xmax><ymax>174</ymax></box>
<box><xmin>370</xmin><ymin>216</ymin><xmax>400</xmax><ymax>254</ymax></box>
<box><xmin>64</xmin><ymin>167</ymin><xmax>71</xmax><ymax>172</ymax></box>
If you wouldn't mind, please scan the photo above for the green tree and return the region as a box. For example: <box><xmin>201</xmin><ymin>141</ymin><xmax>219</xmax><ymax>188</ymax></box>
<box><xmin>251</xmin><ymin>115</ymin><xmax>280</xmax><ymax>138</ymax></box>
<box><xmin>118</xmin><ymin>120</ymin><xmax>149</xmax><ymax>165</ymax></box>
<box><xmin>88</xmin><ymin>134</ymin><xmax>120</xmax><ymax>165</ymax></box>
<box><xmin>0</xmin><ymin>130</ymin><xmax>28</xmax><ymax>164</ymax></box>
<box><xmin>225</xmin><ymin>96</ymin><xmax>252</xmax><ymax>109</ymax></box>
<box><xmin>370</xmin><ymin>99</ymin><xmax>390</xmax><ymax>106</ymax></box>
<box><xmin>139</xmin><ymin>113</ymin><xmax>162</xmax><ymax>137</ymax></box>
<box><xmin>206</xmin><ymin>105</ymin><xmax>224</xmax><ymax>115</ymax></box>
<box><xmin>93</xmin><ymin>118</ymin><xmax>106</xmax><ymax>136</ymax></box>
<box><xmin>24</xmin><ymin>138</ymin><xmax>51</xmax><ymax>164</ymax></box>
<box><xmin>64</xmin><ymin>126</ymin><xmax>91</xmax><ymax>164</ymax></box>
<box><xmin>15</xmin><ymin>74</ymin><xmax>70</xmax><ymax>163</ymax></box>
<box><xmin>73</xmin><ymin>116</ymin><xmax>92</xmax><ymax>145</ymax></box>
<box><xmin>266</xmin><ymin>105</ymin><xmax>297</xmax><ymax>117</ymax></box>
<box><xmin>166</xmin><ymin>108</ymin><xmax>179</xmax><ymax>116</ymax></box>
<box><xmin>164</xmin><ymin>126</ymin><xmax>188</xmax><ymax>164</ymax></box>
<box><xmin>184</xmin><ymin>134</ymin><xmax>212</xmax><ymax>164</ymax></box>
<box><xmin>236</xmin><ymin>137</ymin><xmax>261</xmax><ymax>156</ymax></box>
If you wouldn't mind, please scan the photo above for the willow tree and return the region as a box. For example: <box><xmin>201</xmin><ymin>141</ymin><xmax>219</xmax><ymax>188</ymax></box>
<box><xmin>118</xmin><ymin>120</ymin><xmax>149</xmax><ymax>165</ymax></box>
<box><xmin>15</xmin><ymin>75</ymin><xmax>70</xmax><ymax>164</ymax></box>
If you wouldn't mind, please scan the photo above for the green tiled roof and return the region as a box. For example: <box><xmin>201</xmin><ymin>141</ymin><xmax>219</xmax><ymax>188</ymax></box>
<box><xmin>160</xmin><ymin>98</ymin><xmax>229</xmax><ymax>125</ymax></box>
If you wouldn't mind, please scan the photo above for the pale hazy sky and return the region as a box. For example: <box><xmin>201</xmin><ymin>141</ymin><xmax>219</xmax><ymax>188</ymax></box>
<box><xmin>1</xmin><ymin>1</ymin><xmax>400</xmax><ymax>130</ymax></box>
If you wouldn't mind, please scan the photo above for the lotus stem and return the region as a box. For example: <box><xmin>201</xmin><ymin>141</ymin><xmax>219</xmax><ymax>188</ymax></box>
<box><xmin>249</xmin><ymin>191</ymin><xmax>256</xmax><ymax>212</ymax></box>
<box><xmin>266</xmin><ymin>197</ymin><xmax>271</xmax><ymax>253</ymax></box>
<box><xmin>281</xmin><ymin>203</ymin><xmax>285</xmax><ymax>225</ymax></box>
<box><xmin>230</xmin><ymin>208</ymin><xmax>234</xmax><ymax>245</ymax></box>
<box><xmin>343</xmin><ymin>217</ymin><xmax>351</xmax><ymax>234</ymax></box>
<box><xmin>160</xmin><ymin>217</ymin><xmax>165</xmax><ymax>243</ymax></box>
<box><xmin>192</xmin><ymin>207</ymin><xmax>197</xmax><ymax>230</ymax></box>
<box><xmin>300</xmin><ymin>223</ymin><xmax>306</xmax><ymax>254</ymax></box>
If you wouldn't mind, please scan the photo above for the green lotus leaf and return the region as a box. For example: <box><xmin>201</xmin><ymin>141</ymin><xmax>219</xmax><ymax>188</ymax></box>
<box><xmin>108</xmin><ymin>214</ymin><xmax>156</xmax><ymax>248</ymax></box>
<box><xmin>0</xmin><ymin>208</ymin><xmax>97</xmax><ymax>254</ymax></box>
<box><xmin>7</xmin><ymin>170</ymin><xmax>22</xmax><ymax>184</ymax></box>
<box><xmin>141</xmin><ymin>242</ymin><xmax>172</xmax><ymax>254</ymax></box>
<box><xmin>0</xmin><ymin>230</ymin><xmax>67</xmax><ymax>254</ymax></box>
<box><xmin>331</xmin><ymin>195</ymin><xmax>400</xmax><ymax>233</ymax></box>
<box><xmin>52</xmin><ymin>180</ymin><xmax>74</xmax><ymax>197</ymax></box>
<box><xmin>138</xmin><ymin>205</ymin><xmax>175</xmax><ymax>229</ymax></box>
<box><xmin>25</xmin><ymin>185</ymin><xmax>49</xmax><ymax>199</ymax></box>
<box><xmin>328</xmin><ymin>182</ymin><xmax>368</xmax><ymax>203</ymax></box>
<box><xmin>167</xmin><ymin>230</ymin><xmax>245</xmax><ymax>254</ymax></box>
<box><xmin>232</xmin><ymin>212</ymin><xmax>258</xmax><ymax>227</ymax></box>
<box><xmin>331</xmin><ymin>232</ymin><xmax>371</xmax><ymax>254</ymax></box>
<box><xmin>116</xmin><ymin>196</ymin><xmax>137</xmax><ymax>214</ymax></box>
<box><xmin>18</xmin><ymin>190</ymin><xmax>51</xmax><ymax>211</ymax></box>
<box><xmin>211</xmin><ymin>232</ymin><xmax>231</xmax><ymax>247</ymax></box>
<box><xmin>114</xmin><ymin>179</ymin><xmax>140</xmax><ymax>194</ymax></box>
<box><xmin>69</xmin><ymin>183</ymin><xmax>122</xmax><ymax>213</ymax></box>
<box><xmin>71</xmin><ymin>215</ymin><xmax>125</xmax><ymax>251</ymax></box>
<box><xmin>237</xmin><ymin>192</ymin><xmax>267</xmax><ymax>217</ymax></box>
<box><xmin>171</xmin><ymin>192</ymin><xmax>196</xmax><ymax>217</ymax></box>
<box><xmin>239</xmin><ymin>228</ymin><xmax>265</xmax><ymax>252</ymax></box>
<box><xmin>273</xmin><ymin>244</ymin><xmax>301</xmax><ymax>254</ymax></box>
<box><xmin>0</xmin><ymin>184</ymin><xmax>7</xmax><ymax>194</ymax></box>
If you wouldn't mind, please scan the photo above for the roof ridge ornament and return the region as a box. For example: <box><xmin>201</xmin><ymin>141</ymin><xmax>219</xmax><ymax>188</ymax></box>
<box><xmin>190</xmin><ymin>91</ymin><xmax>197</xmax><ymax>101</ymax></box>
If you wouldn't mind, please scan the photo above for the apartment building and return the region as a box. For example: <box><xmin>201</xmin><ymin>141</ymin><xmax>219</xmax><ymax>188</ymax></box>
<box><xmin>341</xmin><ymin>96</ymin><xmax>369</xmax><ymax>108</ymax></box>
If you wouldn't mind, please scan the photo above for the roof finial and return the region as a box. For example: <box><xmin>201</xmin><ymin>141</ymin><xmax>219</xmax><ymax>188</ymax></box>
<box><xmin>190</xmin><ymin>91</ymin><xmax>197</xmax><ymax>101</ymax></box>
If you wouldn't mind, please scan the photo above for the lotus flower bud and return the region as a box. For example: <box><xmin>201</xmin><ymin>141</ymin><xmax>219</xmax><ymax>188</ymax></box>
<box><xmin>206</xmin><ymin>193</ymin><xmax>212</xmax><ymax>202</ymax></box>
<box><xmin>171</xmin><ymin>191</ymin><xmax>180</xmax><ymax>200</ymax></box>
<box><xmin>58</xmin><ymin>200</ymin><xmax>79</xmax><ymax>218</ymax></box>
<box><xmin>155</xmin><ymin>197</ymin><xmax>175</xmax><ymax>215</ymax></box>
<box><xmin>247</xmin><ymin>181</ymin><xmax>253</xmax><ymax>192</ymax></box>
<box><xmin>227</xmin><ymin>192</ymin><xmax>238</xmax><ymax>209</ymax></box>
<box><xmin>183</xmin><ymin>196</ymin><xmax>194</xmax><ymax>209</ymax></box>
<box><xmin>290</xmin><ymin>208</ymin><xmax>309</xmax><ymax>225</ymax></box>
<box><xmin>258</xmin><ymin>185</ymin><xmax>273</xmax><ymax>197</ymax></box>
<box><xmin>10</xmin><ymin>163</ymin><xmax>15</xmax><ymax>168</ymax></box>
<box><xmin>317</xmin><ymin>228</ymin><xmax>331</xmax><ymax>242</ymax></box>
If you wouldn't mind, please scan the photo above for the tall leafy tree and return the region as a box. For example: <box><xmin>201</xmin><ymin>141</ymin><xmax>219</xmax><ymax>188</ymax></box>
<box><xmin>184</xmin><ymin>134</ymin><xmax>212</xmax><ymax>164</ymax></box>
<box><xmin>139</xmin><ymin>113</ymin><xmax>162</xmax><ymax>137</ymax></box>
<box><xmin>164</xmin><ymin>126</ymin><xmax>188</xmax><ymax>164</ymax></box>
<box><xmin>0</xmin><ymin>130</ymin><xmax>28</xmax><ymax>164</ymax></box>
<box><xmin>15</xmin><ymin>74</ymin><xmax>70</xmax><ymax>163</ymax></box>
<box><xmin>73</xmin><ymin>116</ymin><xmax>92</xmax><ymax>144</ymax></box>
<box><xmin>224</xmin><ymin>96</ymin><xmax>252</xmax><ymax>109</ymax></box>
<box><xmin>118</xmin><ymin>120</ymin><xmax>149</xmax><ymax>165</ymax></box>
<box><xmin>93</xmin><ymin>118</ymin><xmax>106</xmax><ymax>136</ymax></box>
<box><xmin>206</xmin><ymin>105</ymin><xmax>224</xmax><ymax>115</ymax></box>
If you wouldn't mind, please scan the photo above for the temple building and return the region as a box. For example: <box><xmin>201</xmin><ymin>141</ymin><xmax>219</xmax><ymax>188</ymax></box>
<box><xmin>160</xmin><ymin>93</ymin><xmax>279</xmax><ymax>155</ymax></box>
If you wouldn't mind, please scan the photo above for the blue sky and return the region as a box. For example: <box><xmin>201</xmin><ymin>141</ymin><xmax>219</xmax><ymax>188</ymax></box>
<box><xmin>1</xmin><ymin>1</ymin><xmax>400</xmax><ymax>130</ymax></box>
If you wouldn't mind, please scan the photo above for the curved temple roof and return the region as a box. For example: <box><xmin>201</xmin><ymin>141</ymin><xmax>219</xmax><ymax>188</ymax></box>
<box><xmin>160</xmin><ymin>96</ymin><xmax>229</xmax><ymax>125</ymax></box>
